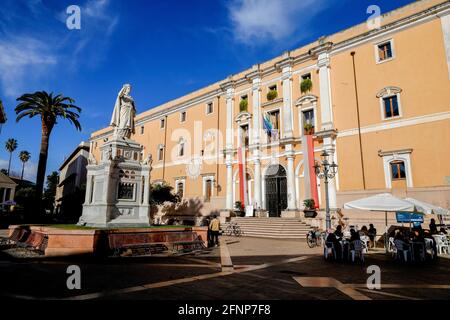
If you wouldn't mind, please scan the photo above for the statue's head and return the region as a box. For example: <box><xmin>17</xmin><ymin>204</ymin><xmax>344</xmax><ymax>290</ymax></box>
<box><xmin>122</xmin><ymin>83</ymin><xmax>131</xmax><ymax>95</ymax></box>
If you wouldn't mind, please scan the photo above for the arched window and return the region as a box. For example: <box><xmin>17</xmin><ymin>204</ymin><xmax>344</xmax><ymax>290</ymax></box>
<box><xmin>179</xmin><ymin>138</ymin><xmax>185</xmax><ymax>157</ymax></box>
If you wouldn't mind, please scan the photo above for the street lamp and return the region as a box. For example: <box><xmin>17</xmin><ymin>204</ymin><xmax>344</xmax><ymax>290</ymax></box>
<box><xmin>314</xmin><ymin>150</ymin><xmax>338</xmax><ymax>230</ymax></box>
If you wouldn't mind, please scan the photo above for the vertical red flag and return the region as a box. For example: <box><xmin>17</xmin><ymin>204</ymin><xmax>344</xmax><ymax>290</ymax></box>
<box><xmin>306</xmin><ymin>135</ymin><xmax>319</xmax><ymax>208</ymax></box>
<box><xmin>237</xmin><ymin>147</ymin><xmax>246</xmax><ymax>209</ymax></box>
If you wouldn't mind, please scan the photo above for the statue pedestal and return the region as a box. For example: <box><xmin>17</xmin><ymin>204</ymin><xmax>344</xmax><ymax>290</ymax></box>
<box><xmin>78</xmin><ymin>136</ymin><xmax>152</xmax><ymax>227</ymax></box>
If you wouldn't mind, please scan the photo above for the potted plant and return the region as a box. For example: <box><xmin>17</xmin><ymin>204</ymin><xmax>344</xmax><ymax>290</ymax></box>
<box><xmin>303</xmin><ymin>123</ymin><xmax>314</xmax><ymax>135</ymax></box>
<box><xmin>303</xmin><ymin>199</ymin><xmax>317</xmax><ymax>218</ymax></box>
<box><xmin>300</xmin><ymin>78</ymin><xmax>312</xmax><ymax>94</ymax></box>
<box><xmin>266</xmin><ymin>89</ymin><xmax>278</xmax><ymax>101</ymax></box>
<box><xmin>239</xmin><ymin>99</ymin><xmax>248</xmax><ymax>112</ymax></box>
<box><xmin>234</xmin><ymin>201</ymin><xmax>245</xmax><ymax>217</ymax></box>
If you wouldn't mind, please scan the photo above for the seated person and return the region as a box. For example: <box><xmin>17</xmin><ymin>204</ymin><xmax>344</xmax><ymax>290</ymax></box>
<box><xmin>326</xmin><ymin>231</ymin><xmax>343</xmax><ymax>260</ymax></box>
<box><xmin>439</xmin><ymin>227</ymin><xmax>447</xmax><ymax>235</ymax></box>
<box><xmin>359</xmin><ymin>225</ymin><xmax>368</xmax><ymax>237</ymax></box>
<box><xmin>429</xmin><ymin>218</ymin><xmax>438</xmax><ymax>235</ymax></box>
<box><xmin>334</xmin><ymin>225</ymin><xmax>343</xmax><ymax>240</ymax></box>
<box><xmin>350</xmin><ymin>229</ymin><xmax>361</xmax><ymax>242</ymax></box>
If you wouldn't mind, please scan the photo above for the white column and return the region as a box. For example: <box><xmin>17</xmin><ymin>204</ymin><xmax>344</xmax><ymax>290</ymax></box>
<box><xmin>84</xmin><ymin>173</ymin><xmax>93</xmax><ymax>205</ymax></box>
<box><xmin>143</xmin><ymin>174</ymin><xmax>150</xmax><ymax>204</ymax></box>
<box><xmin>252</xmin><ymin>77</ymin><xmax>261</xmax><ymax>143</ymax></box>
<box><xmin>226</xmin><ymin>160</ymin><xmax>233</xmax><ymax>210</ymax></box>
<box><xmin>226</xmin><ymin>88</ymin><xmax>234</xmax><ymax>150</ymax></box>
<box><xmin>318</xmin><ymin>52</ymin><xmax>333</xmax><ymax>131</ymax></box>
<box><xmin>281</xmin><ymin>65</ymin><xmax>294</xmax><ymax>138</ymax></box>
<box><xmin>250</xmin><ymin>73</ymin><xmax>262</xmax><ymax>211</ymax></box>
<box><xmin>254</xmin><ymin>158</ymin><xmax>262</xmax><ymax>210</ymax></box>
<box><xmin>286</xmin><ymin>145</ymin><xmax>297</xmax><ymax>210</ymax></box>
<box><xmin>439</xmin><ymin>11</ymin><xmax>450</xmax><ymax>79</ymax></box>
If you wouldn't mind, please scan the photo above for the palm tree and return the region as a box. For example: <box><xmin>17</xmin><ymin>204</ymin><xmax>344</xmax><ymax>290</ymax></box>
<box><xmin>5</xmin><ymin>138</ymin><xmax>18</xmax><ymax>175</ymax></box>
<box><xmin>15</xmin><ymin>91</ymin><xmax>81</xmax><ymax>212</ymax></box>
<box><xmin>19</xmin><ymin>150</ymin><xmax>31</xmax><ymax>180</ymax></box>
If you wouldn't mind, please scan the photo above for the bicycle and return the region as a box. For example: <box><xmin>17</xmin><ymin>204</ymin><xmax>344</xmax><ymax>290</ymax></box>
<box><xmin>225</xmin><ymin>222</ymin><xmax>242</xmax><ymax>237</ymax></box>
<box><xmin>306</xmin><ymin>230</ymin><xmax>324</xmax><ymax>248</ymax></box>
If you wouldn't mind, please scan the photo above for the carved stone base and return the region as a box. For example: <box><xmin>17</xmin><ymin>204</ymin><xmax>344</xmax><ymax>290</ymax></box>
<box><xmin>79</xmin><ymin>136</ymin><xmax>151</xmax><ymax>228</ymax></box>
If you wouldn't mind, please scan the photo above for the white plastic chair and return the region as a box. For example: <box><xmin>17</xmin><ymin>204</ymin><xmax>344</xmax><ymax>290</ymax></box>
<box><xmin>388</xmin><ymin>237</ymin><xmax>397</xmax><ymax>256</ymax></box>
<box><xmin>324</xmin><ymin>241</ymin><xmax>337</xmax><ymax>260</ymax></box>
<box><xmin>433</xmin><ymin>235</ymin><xmax>449</xmax><ymax>255</ymax></box>
<box><xmin>360</xmin><ymin>236</ymin><xmax>369</xmax><ymax>253</ymax></box>
<box><xmin>350</xmin><ymin>240</ymin><xmax>364</xmax><ymax>263</ymax></box>
<box><xmin>424</xmin><ymin>238</ymin><xmax>435</xmax><ymax>259</ymax></box>
<box><xmin>394</xmin><ymin>240</ymin><xmax>412</xmax><ymax>262</ymax></box>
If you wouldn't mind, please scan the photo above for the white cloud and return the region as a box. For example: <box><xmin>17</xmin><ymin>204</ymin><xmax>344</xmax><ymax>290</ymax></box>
<box><xmin>0</xmin><ymin>35</ymin><xmax>57</xmax><ymax>97</ymax></box>
<box><xmin>227</xmin><ymin>0</ymin><xmax>327</xmax><ymax>45</ymax></box>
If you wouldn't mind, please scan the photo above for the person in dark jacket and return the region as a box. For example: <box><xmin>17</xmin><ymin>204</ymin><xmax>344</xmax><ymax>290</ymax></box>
<box><xmin>368</xmin><ymin>224</ymin><xmax>377</xmax><ymax>248</ymax></box>
<box><xmin>429</xmin><ymin>219</ymin><xmax>438</xmax><ymax>235</ymax></box>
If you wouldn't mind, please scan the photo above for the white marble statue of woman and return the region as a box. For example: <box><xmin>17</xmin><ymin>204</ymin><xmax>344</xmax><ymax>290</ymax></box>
<box><xmin>110</xmin><ymin>84</ymin><xmax>136</xmax><ymax>139</ymax></box>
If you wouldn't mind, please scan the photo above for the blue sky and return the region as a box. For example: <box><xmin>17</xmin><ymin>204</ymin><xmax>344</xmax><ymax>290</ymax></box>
<box><xmin>0</xmin><ymin>0</ymin><xmax>415</xmax><ymax>181</ymax></box>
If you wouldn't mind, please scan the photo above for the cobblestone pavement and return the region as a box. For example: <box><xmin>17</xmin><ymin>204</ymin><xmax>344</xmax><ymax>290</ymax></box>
<box><xmin>0</xmin><ymin>233</ymin><xmax>449</xmax><ymax>300</ymax></box>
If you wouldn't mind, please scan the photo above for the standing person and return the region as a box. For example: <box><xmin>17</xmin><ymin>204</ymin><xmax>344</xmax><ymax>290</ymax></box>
<box><xmin>209</xmin><ymin>215</ymin><xmax>220</xmax><ymax>247</ymax></box>
<box><xmin>204</xmin><ymin>217</ymin><xmax>212</xmax><ymax>247</ymax></box>
<box><xmin>429</xmin><ymin>218</ymin><xmax>438</xmax><ymax>235</ymax></box>
<box><xmin>368</xmin><ymin>224</ymin><xmax>377</xmax><ymax>248</ymax></box>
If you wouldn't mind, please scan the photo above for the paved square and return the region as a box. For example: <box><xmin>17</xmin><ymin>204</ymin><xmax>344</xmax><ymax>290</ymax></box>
<box><xmin>1</xmin><ymin>235</ymin><xmax>450</xmax><ymax>300</ymax></box>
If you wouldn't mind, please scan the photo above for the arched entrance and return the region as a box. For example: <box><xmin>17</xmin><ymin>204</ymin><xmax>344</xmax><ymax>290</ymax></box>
<box><xmin>265</xmin><ymin>164</ymin><xmax>287</xmax><ymax>217</ymax></box>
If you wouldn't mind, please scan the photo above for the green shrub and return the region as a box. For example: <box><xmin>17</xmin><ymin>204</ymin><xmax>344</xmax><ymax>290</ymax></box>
<box><xmin>266</xmin><ymin>90</ymin><xmax>278</xmax><ymax>101</ymax></box>
<box><xmin>303</xmin><ymin>198</ymin><xmax>315</xmax><ymax>210</ymax></box>
<box><xmin>304</xmin><ymin>123</ymin><xmax>314</xmax><ymax>135</ymax></box>
<box><xmin>239</xmin><ymin>99</ymin><xmax>248</xmax><ymax>112</ymax></box>
<box><xmin>300</xmin><ymin>78</ymin><xmax>312</xmax><ymax>94</ymax></box>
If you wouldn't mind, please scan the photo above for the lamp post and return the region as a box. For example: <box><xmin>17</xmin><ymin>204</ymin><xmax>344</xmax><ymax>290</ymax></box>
<box><xmin>314</xmin><ymin>150</ymin><xmax>338</xmax><ymax>230</ymax></box>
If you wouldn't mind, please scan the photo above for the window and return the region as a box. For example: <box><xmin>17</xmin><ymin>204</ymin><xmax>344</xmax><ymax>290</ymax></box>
<box><xmin>383</xmin><ymin>95</ymin><xmax>400</xmax><ymax>118</ymax></box>
<box><xmin>205</xmin><ymin>179</ymin><xmax>212</xmax><ymax>202</ymax></box>
<box><xmin>180</xmin><ymin>111</ymin><xmax>186</xmax><ymax>122</ymax></box>
<box><xmin>390</xmin><ymin>161</ymin><xmax>406</xmax><ymax>180</ymax></box>
<box><xmin>265</xmin><ymin>110</ymin><xmax>280</xmax><ymax>142</ymax></box>
<box><xmin>176</xmin><ymin>182</ymin><xmax>184</xmax><ymax>198</ymax></box>
<box><xmin>301</xmin><ymin>73</ymin><xmax>311</xmax><ymax>80</ymax></box>
<box><xmin>241</xmin><ymin>124</ymin><xmax>249</xmax><ymax>147</ymax></box>
<box><xmin>376</xmin><ymin>40</ymin><xmax>394</xmax><ymax>62</ymax></box>
<box><xmin>269</xmin><ymin>85</ymin><xmax>277</xmax><ymax>91</ymax></box>
<box><xmin>140</xmin><ymin>126</ymin><xmax>144</xmax><ymax>134</ymax></box>
<box><xmin>206</xmin><ymin>102</ymin><xmax>213</xmax><ymax>115</ymax></box>
<box><xmin>179</xmin><ymin>139</ymin><xmax>185</xmax><ymax>157</ymax></box>
<box><xmin>158</xmin><ymin>146</ymin><xmax>164</xmax><ymax>161</ymax></box>
<box><xmin>160</xmin><ymin>118</ymin><xmax>165</xmax><ymax>129</ymax></box>
<box><xmin>302</xmin><ymin>109</ymin><xmax>315</xmax><ymax>134</ymax></box>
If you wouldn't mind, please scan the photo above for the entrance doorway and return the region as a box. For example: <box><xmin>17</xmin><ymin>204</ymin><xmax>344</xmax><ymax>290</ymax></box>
<box><xmin>265</xmin><ymin>165</ymin><xmax>287</xmax><ymax>217</ymax></box>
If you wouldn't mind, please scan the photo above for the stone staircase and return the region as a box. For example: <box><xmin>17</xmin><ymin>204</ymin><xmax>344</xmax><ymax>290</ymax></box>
<box><xmin>223</xmin><ymin>217</ymin><xmax>312</xmax><ymax>239</ymax></box>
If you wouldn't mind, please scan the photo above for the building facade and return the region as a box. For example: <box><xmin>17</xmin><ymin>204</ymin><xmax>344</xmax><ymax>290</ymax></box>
<box><xmin>55</xmin><ymin>141</ymin><xmax>89</xmax><ymax>217</ymax></box>
<box><xmin>88</xmin><ymin>0</ymin><xmax>450</xmax><ymax>222</ymax></box>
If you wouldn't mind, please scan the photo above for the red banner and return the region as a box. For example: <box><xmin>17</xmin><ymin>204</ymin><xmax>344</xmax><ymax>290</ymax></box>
<box><xmin>306</xmin><ymin>135</ymin><xmax>319</xmax><ymax>208</ymax></box>
<box><xmin>237</xmin><ymin>147</ymin><xmax>246</xmax><ymax>208</ymax></box>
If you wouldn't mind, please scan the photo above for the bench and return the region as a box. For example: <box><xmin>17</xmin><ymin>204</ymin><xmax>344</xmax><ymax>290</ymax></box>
<box><xmin>108</xmin><ymin>233</ymin><xmax>169</xmax><ymax>257</ymax></box>
<box><xmin>171</xmin><ymin>234</ymin><xmax>206</xmax><ymax>253</ymax></box>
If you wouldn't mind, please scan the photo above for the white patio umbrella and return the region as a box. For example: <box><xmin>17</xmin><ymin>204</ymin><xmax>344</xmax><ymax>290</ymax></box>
<box><xmin>344</xmin><ymin>193</ymin><xmax>417</xmax><ymax>253</ymax></box>
<box><xmin>403</xmin><ymin>197</ymin><xmax>450</xmax><ymax>216</ymax></box>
